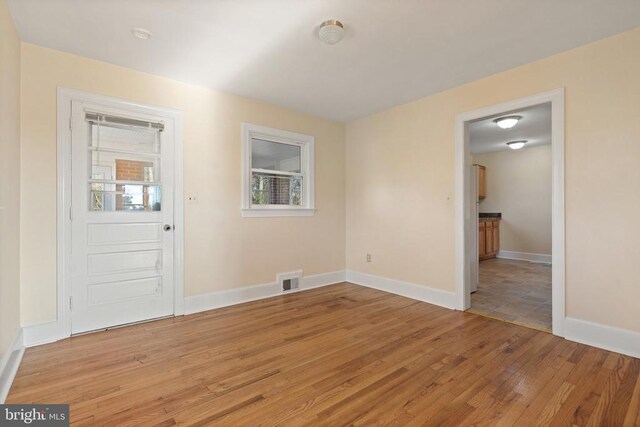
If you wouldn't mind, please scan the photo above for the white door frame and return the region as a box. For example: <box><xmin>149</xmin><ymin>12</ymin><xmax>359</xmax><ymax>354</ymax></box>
<box><xmin>454</xmin><ymin>88</ymin><xmax>565</xmax><ymax>336</ymax></box>
<box><xmin>57</xmin><ymin>87</ymin><xmax>185</xmax><ymax>339</ymax></box>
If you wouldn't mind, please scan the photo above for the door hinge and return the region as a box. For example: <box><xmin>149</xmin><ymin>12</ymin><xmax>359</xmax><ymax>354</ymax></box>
<box><xmin>69</xmin><ymin>296</ymin><xmax>73</xmax><ymax>311</ymax></box>
<box><xmin>69</xmin><ymin>206</ymin><xmax>73</xmax><ymax>221</ymax></box>
<box><xmin>69</xmin><ymin>116</ymin><xmax>72</xmax><ymax>131</ymax></box>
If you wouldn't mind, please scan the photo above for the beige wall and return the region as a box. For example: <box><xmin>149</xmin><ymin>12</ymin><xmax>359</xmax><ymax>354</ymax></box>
<box><xmin>473</xmin><ymin>145</ymin><xmax>552</xmax><ymax>255</ymax></box>
<box><xmin>346</xmin><ymin>28</ymin><xmax>640</xmax><ymax>332</ymax></box>
<box><xmin>0</xmin><ymin>0</ymin><xmax>21</xmax><ymax>358</ymax></box>
<box><xmin>20</xmin><ymin>43</ymin><xmax>346</xmax><ymax>326</ymax></box>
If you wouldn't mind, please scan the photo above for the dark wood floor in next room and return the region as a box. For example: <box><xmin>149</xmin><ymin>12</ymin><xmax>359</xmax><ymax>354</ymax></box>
<box><xmin>8</xmin><ymin>283</ymin><xmax>640</xmax><ymax>426</ymax></box>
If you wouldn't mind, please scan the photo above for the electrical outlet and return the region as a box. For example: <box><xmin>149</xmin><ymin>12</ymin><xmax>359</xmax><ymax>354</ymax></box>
<box><xmin>366</xmin><ymin>254</ymin><xmax>371</xmax><ymax>263</ymax></box>
<box><xmin>187</xmin><ymin>193</ymin><xmax>199</xmax><ymax>204</ymax></box>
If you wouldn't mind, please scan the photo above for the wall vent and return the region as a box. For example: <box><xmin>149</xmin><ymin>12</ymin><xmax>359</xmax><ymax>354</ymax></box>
<box><xmin>278</xmin><ymin>270</ymin><xmax>303</xmax><ymax>292</ymax></box>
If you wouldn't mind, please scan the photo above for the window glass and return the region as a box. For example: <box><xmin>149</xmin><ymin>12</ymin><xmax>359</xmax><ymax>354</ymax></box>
<box><xmin>251</xmin><ymin>138</ymin><xmax>301</xmax><ymax>173</ymax></box>
<box><xmin>89</xmin><ymin>183</ymin><xmax>161</xmax><ymax>212</ymax></box>
<box><xmin>90</xmin><ymin>124</ymin><xmax>160</xmax><ymax>154</ymax></box>
<box><xmin>251</xmin><ymin>173</ymin><xmax>302</xmax><ymax>206</ymax></box>
<box><xmin>91</xmin><ymin>152</ymin><xmax>160</xmax><ymax>184</ymax></box>
<box><xmin>88</xmin><ymin>122</ymin><xmax>162</xmax><ymax>211</ymax></box>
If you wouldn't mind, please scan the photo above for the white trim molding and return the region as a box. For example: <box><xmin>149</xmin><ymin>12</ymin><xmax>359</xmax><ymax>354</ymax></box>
<box><xmin>184</xmin><ymin>270</ymin><xmax>345</xmax><ymax>315</ymax></box>
<box><xmin>0</xmin><ymin>329</ymin><xmax>24</xmax><ymax>403</ymax></box>
<box><xmin>23</xmin><ymin>272</ymin><xmax>345</xmax><ymax>347</ymax></box>
<box><xmin>241</xmin><ymin>207</ymin><xmax>316</xmax><ymax>218</ymax></box>
<box><xmin>57</xmin><ymin>87</ymin><xmax>185</xmax><ymax>338</ymax></box>
<box><xmin>455</xmin><ymin>88</ymin><xmax>566</xmax><ymax>337</ymax></box>
<box><xmin>346</xmin><ymin>270</ymin><xmax>457</xmax><ymax>310</ymax></box>
<box><xmin>565</xmin><ymin>318</ymin><xmax>640</xmax><ymax>359</ymax></box>
<box><xmin>497</xmin><ymin>250</ymin><xmax>552</xmax><ymax>264</ymax></box>
<box><xmin>241</xmin><ymin>122</ymin><xmax>315</xmax><ymax>217</ymax></box>
<box><xmin>23</xmin><ymin>321</ymin><xmax>60</xmax><ymax>348</ymax></box>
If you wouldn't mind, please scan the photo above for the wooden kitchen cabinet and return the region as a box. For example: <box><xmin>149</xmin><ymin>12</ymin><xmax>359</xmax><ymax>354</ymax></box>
<box><xmin>485</xmin><ymin>221</ymin><xmax>493</xmax><ymax>256</ymax></box>
<box><xmin>476</xmin><ymin>164</ymin><xmax>486</xmax><ymax>200</ymax></box>
<box><xmin>492</xmin><ymin>220</ymin><xmax>500</xmax><ymax>255</ymax></box>
<box><xmin>478</xmin><ymin>221</ymin><xmax>486</xmax><ymax>259</ymax></box>
<box><xmin>479</xmin><ymin>219</ymin><xmax>500</xmax><ymax>261</ymax></box>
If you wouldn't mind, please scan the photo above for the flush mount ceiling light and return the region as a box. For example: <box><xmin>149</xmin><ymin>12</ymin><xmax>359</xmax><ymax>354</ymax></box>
<box><xmin>131</xmin><ymin>27</ymin><xmax>152</xmax><ymax>40</ymax></box>
<box><xmin>493</xmin><ymin>115</ymin><xmax>522</xmax><ymax>129</ymax></box>
<box><xmin>506</xmin><ymin>140</ymin><xmax>527</xmax><ymax>150</ymax></box>
<box><xmin>319</xmin><ymin>20</ymin><xmax>344</xmax><ymax>45</ymax></box>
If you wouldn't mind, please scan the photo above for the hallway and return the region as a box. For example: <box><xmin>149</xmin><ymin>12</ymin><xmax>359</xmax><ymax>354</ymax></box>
<box><xmin>469</xmin><ymin>258</ymin><xmax>552</xmax><ymax>331</ymax></box>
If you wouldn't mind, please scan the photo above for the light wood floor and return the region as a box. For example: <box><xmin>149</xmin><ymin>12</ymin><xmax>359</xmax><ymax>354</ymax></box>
<box><xmin>469</xmin><ymin>258</ymin><xmax>552</xmax><ymax>332</ymax></box>
<box><xmin>8</xmin><ymin>283</ymin><xmax>640</xmax><ymax>426</ymax></box>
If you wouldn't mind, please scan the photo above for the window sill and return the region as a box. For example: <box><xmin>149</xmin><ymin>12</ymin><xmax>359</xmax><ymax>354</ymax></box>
<box><xmin>241</xmin><ymin>207</ymin><xmax>316</xmax><ymax>218</ymax></box>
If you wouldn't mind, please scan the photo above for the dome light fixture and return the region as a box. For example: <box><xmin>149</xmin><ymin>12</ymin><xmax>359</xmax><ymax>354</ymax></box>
<box><xmin>131</xmin><ymin>27</ymin><xmax>152</xmax><ymax>40</ymax></box>
<box><xmin>319</xmin><ymin>20</ymin><xmax>344</xmax><ymax>45</ymax></box>
<box><xmin>506</xmin><ymin>140</ymin><xmax>527</xmax><ymax>150</ymax></box>
<box><xmin>493</xmin><ymin>115</ymin><xmax>522</xmax><ymax>129</ymax></box>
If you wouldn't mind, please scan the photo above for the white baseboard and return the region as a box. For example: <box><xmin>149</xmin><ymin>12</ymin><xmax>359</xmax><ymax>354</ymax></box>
<box><xmin>564</xmin><ymin>317</ymin><xmax>640</xmax><ymax>359</ymax></box>
<box><xmin>0</xmin><ymin>329</ymin><xmax>25</xmax><ymax>403</ymax></box>
<box><xmin>184</xmin><ymin>270</ymin><xmax>346</xmax><ymax>315</ymax></box>
<box><xmin>497</xmin><ymin>250</ymin><xmax>552</xmax><ymax>264</ymax></box>
<box><xmin>22</xmin><ymin>271</ymin><xmax>346</xmax><ymax>346</ymax></box>
<box><xmin>345</xmin><ymin>270</ymin><xmax>457</xmax><ymax>310</ymax></box>
<box><xmin>23</xmin><ymin>321</ymin><xmax>60</xmax><ymax>348</ymax></box>
<box><xmin>302</xmin><ymin>270</ymin><xmax>346</xmax><ymax>290</ymax></box>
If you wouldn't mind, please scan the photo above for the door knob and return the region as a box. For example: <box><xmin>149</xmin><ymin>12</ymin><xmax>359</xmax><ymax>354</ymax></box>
<box><xmin>163</xmin><ymin>224</ymin><xmax>173</xmax><ymax>231</ymax></box>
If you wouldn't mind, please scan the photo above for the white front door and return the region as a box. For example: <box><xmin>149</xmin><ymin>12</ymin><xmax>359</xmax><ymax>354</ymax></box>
<box><xmin>70</xmin><ymin>100</ymin><xmax>175</xmax><ymax>334</ymax></box>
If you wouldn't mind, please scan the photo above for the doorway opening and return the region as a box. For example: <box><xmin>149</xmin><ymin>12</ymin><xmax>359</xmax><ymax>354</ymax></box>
<box><xmin>454</xmin><ymin>89</ymin><xmax>565</xmax><ymax>336</ymax></box>
<box><xmin>468</xmin><ymin>102</ymin><xmax>552</xmax><ymax>331</ymax></box>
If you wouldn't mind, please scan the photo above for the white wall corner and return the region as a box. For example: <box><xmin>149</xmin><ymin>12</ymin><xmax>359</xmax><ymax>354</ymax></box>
<box><xmin>497</xmin><ymin>250</ymin><xmax>552</xmax><ymax>264</ymax></box>
<box><xmin>345</xmin><ymin>270</ymin><xmax>457</xmax><ymax>310</ymax></box>
<box><xmin>564</xmin><ymin>317</ymin><xmax>640</xmax><ymax>359</ymax></box>
<box><xmin>0</xmin><ymin>329</ymin><xmax>25</xmax><ymax>403</ymax></box>
<box><xmin>184</xmin><ymin>270</ymin><xmax>346</xmax><ymax>315</ymax></box>
<box><xmin>23</xmin><ymin>321</ymin><xmax>60</xmax><ymax>348</ymax></box>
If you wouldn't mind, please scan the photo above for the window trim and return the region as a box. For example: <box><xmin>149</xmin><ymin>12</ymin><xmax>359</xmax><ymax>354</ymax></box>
<box><xmin>241</xmin><ymin>123</ymin><xmax>315</xmax><ymax>217</ymax></box>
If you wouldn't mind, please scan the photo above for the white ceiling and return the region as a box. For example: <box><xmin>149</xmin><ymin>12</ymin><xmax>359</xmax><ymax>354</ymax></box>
<box><xmin>469</xmin><ymin>103</ymin><xmax>551</xmax><ymax>154</ymax></box>
<box><xmin>8</xmin><ymin>1</ymin><xmax>640</xmax><ymax>122</ymax></box>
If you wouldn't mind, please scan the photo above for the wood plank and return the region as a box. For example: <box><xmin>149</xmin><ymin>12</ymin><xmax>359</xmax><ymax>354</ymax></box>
<box><xmin>7</xmin><ymin>283</ymin><xmax>639</xmax><ymax>425</ymax></box>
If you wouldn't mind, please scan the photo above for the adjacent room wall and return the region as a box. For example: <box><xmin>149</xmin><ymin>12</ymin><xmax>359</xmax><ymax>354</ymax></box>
<box><xmin>20</xmin><ymin>43</ymin><xmax>346</xmax><ymax>326</ymax></box>
<box><xmin>0</xmin><ymin>0</ymin><xmax>21</xmax><ymax>360</ymax></box>
<box><xmin>346</xmin><ymin>28</ymin><xmax>640</xmax><ymax>333</ymax></box>
<box><xmin>473</xmin><ymin>145</ymin><xmax>552</xmax><ymax>256</ymax></box>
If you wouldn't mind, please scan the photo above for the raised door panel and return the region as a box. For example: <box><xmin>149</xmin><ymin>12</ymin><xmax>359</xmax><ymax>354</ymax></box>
<box><xmin>492</xmin><ymin>221</ymin><xmax>500</xmax><ymax>255</ymax></box>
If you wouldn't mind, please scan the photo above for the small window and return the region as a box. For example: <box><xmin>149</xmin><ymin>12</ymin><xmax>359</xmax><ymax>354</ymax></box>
<box><xmin>87</xmin><ymin>119</ymin><xmax>162</xmax><ymax>212</ymax></box>
<box><xmin>242</xmin><ymin>123</ymin><xmax>315</xmax><ymax>217</ymax></box>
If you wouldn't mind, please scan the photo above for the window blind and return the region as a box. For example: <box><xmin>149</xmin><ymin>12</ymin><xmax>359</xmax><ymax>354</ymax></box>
<box><xmin>85</xmin><ymin>112</ymin><xmax>164</xmax><ymax>132</ymax></box>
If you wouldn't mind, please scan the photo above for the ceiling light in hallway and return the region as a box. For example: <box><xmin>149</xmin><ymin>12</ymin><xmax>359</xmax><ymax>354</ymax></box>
<box><xmin>493</xmin><ymin>115</ymin><xmax>521</xmax><ymax>129</ymax></box>
<box><xmin>506</xmin><ymin>140</ymin><xmax>527</xmax><ymax>150</ymax></box>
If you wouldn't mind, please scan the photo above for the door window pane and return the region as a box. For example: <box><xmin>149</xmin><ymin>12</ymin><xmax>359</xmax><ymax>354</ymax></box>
<box><xmin>90</xmin><ymin>123</ymin><xmax>160</xmax><ymax>154</ymax></box>
<box><xmin>91</xmin><ymin>150</ymin><xmax>160</xmax><ymax>183</ymax></box>
<box><xmin>89</xmin><ymin>184</ymin><xmax>161</xmax><ymax>211</ymax></box>
<box><xmin>88</xmin><ymin>120</ymin><xmax>162</xmax><ymax>212</ymax></box>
